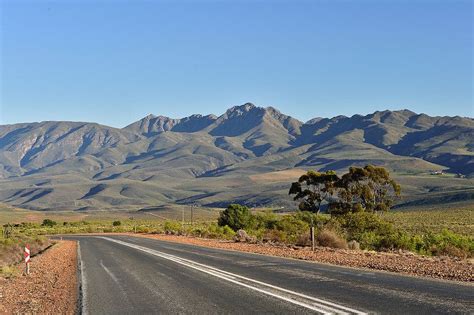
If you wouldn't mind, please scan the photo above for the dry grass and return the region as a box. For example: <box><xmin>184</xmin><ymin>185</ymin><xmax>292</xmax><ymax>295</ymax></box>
<box><xmin>385</xmin><ymin>207</ymin><xmax>473</xmax><ymax>237</ymax></box>
<box><xmin>249</xmin><ymin>169</ymin><xmax>307</xmax><ymax>183</ymax></box>
<box><xmin>317</xmin><ymin>229</ymin><xmax>348</xmax><ymax>249</ymax></box>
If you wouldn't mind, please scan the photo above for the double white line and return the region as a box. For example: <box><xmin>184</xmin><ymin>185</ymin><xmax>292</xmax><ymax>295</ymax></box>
<box><xmin>100</xmin><ymin>237</ymin><xmax>366</xmax><ymax>315</ymax></box>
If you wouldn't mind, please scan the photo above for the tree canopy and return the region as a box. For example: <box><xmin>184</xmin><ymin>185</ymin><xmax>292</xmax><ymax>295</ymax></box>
<box><xmin>288</xmin><ymin>170</ymin><xmax>339</xmax><ymax>213</ymax></box>
<box><xmin>289</xmin><ymin>165</ymin><xmax>400</xmax><ymax>215</ymax></box>
<box><xmin>218</xmin><ymin>204</ymin><xmax>253</xmax><ymax>231</ymax></box>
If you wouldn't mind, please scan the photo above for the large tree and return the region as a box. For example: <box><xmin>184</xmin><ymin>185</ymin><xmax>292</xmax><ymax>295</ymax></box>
<box><xmin>290</xmin><ymin>165</ymin><xmax>401</xmax><ymax>215</ymax></box>
<box><xmin>288</xmin><ymin>170</ymin><xmax>339</xmax><ymax>213</ymax></box>
<box><xmin>333</xmin><ymin>165</ymin><xmax>401</xmax><ymax>214</ymax></box>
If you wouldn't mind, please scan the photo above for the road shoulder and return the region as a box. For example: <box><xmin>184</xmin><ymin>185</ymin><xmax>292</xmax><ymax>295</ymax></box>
<box><xmin>0</xmin><ymin>240</ymin><xmax>78</xmax><ymax>314</ymax></box>
<box><xmin>123</xmin><ymin>233</ymin><xmax>473</xmax><ymax>282</ymax></box>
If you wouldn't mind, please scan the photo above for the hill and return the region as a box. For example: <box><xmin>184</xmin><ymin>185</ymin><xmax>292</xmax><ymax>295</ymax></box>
<box><xmin>0</xmin><ymin>103</ymin><xmax>472</xmax><ymax>211</ymax></box>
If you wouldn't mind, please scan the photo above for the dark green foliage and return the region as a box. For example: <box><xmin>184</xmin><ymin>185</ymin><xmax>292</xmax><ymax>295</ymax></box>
<box><xmin>289</xmin><ymin>170</ymin><xmax>339</xmax><ymax>213</ymax></box>
<box><xmin>253</xmin><ymin>211</ymin><xmax>279</xmax><ymax>229</ymax></box>
<box><xmin>332</xmin><ymin>212</ymin><xmax>473</xmax><ymax>257</ymax></box>
<box><xmin>274</xmin><ymin>215</ymin><xmax>309</xmax><ymax>243</ymax></box>
<box><xmin>218</xmin><ymin>204</ymin><xmax>253</xmax><ymax>231</ymax></box>
<box><xmin>41</xmin><ymin>219</ymin><xmax>57</xmax><ymax>227</ymax></box>
<box><xmin>332</xmin><ymin>165</ymin><xmax>401</xmax><ymax>215</ymax></box>
<box><xmin>290</xmin><ymin>165</ymin><xmax>401</xmax><ymax>216</ymax></box>
<box><xmin>335</xmin><ymin>212</ymin><xmax>408</xmax><ymax>250</ymax></box>
<box><xmin>112</xmin><ymin>220</ymin><xmax>121</xmax><ymax>226</ymax></box>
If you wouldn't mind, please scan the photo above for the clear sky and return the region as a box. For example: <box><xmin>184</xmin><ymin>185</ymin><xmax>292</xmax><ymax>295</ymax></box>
<box><xmin>0</xmin><ymin>0</ymin><xmax>472</xmax><ymax>127</ymax></box>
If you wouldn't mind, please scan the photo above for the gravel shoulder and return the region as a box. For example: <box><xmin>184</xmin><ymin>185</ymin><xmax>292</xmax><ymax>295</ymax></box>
<box><xmin>126</xmin><ymin>233</ymin><xmax>473</xmax><ymax>282</ymax></box>
<box><xmin>0</xmin><ymin>241</ymin><xmax>78</xmax><ymax>314</ymax></box>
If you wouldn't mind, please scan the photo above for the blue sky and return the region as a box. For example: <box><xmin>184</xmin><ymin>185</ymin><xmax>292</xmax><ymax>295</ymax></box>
<box><xmin>0</xmin><ymin>0</ymin><xmax>472</xmax><ymax>127</ymax></box>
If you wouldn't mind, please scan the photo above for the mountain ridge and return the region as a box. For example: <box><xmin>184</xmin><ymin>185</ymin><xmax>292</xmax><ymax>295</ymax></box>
<box><xmin>0</xmin><ymin>104</ymin><xmax>472</xmax><ymax>211</ymax></box>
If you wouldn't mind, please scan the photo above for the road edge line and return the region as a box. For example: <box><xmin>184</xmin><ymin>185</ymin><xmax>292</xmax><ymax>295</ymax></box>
<box><xmin>77</xmin><ymin>241</ymin><xmax>88</xmax><ymax>315</ymax></box>
<box><xmin>101</xmin><ymin>237</ymin><xmax>366</xmax><ymax>314</ymax></box>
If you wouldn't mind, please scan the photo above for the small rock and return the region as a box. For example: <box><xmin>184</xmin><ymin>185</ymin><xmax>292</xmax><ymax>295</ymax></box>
<box><xmin>233</xmin><ymin>229</ymin><xmax>255</xmax><ymax>243</ymax></box>
<box><xmin>347</xmin><ymin>240</ymin><xmax>360</xmax><ymax>250</ymax></box>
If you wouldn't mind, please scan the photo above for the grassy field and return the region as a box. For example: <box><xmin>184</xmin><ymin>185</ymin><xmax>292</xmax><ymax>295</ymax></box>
<box><xmin>2</xmin><ymin>201</ymin><xmax>472</xmax><ymax>238</ymax></box>
<box><xmin>385</xmin><ymin>206</ymin><xmax>473</xmax><ymax>237</ymax></box>
<box><xmin>0</xmin><ymin>203</ymin><xmax>220</xmax><ymax>226</ymax></box>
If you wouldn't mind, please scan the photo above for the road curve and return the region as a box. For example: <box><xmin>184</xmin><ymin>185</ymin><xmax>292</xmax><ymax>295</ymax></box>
<box><xmin>64</xmin><ymin>235</ymin><xmax>473</xmax><ymax>314</ymax></box>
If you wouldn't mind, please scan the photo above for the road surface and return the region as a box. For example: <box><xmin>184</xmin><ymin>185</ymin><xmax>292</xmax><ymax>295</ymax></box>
<box><xmin>65</xmin><ymin>235</ymin><xmax>473</xmax><ymax>314</ymax></box>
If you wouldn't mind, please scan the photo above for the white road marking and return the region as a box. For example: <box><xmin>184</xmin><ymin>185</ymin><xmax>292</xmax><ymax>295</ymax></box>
<box><xmin>100</xmin><ymin>237</ymin><xmax>367</xmax><ymax>315</ymax></box>
<box><xmin>100</xmin><ymin>260</ymin><xmax>120</xmax><ymax>284</ymax></box>
<box><xmin>78</xmin><ymin>242</ymin><xmax>88</xmax><ymax>315</ymax></box>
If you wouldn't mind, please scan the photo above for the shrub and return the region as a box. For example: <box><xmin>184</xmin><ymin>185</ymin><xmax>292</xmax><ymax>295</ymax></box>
<box><xmin>1</xmin><ymin>265</ymin><xmax>18</xmax><ymax>278</ymax></box>
<box><xmin>253</xmin><ymin>211</ymin><xmax>279</xmax><ymax>230</ymax></box>
<box><xmin>41</xmin><ymin>219</ymin><xmax>57</xmax><ymax>227</ymax></box>
<box><xmin>203</xmin><ymin>223</ymin><xmax>236</xmax><ymax>239</ymax></box>
<box><xmin>218</xmin><ymin>204</ymin><xmax>253</xmax><ymax>231</ymax></box>
<box><xmin>163</xmin><ymin>221</ymin><xmax>182</xmax><ymax>235</ymax></box>
<box><xmin>112</xmin><ymin>220</ymin><xmax>121</xmax><ymax>226</ymax></box>
<box><xmin>263</xmin><ymin>229</ymin><xmax>287</xmax><ymax>243</ymax></box>
<box><xmin>317</xmin><ymin>229</ymin><xmax>348</xmax><ymax>249</ymax></box>
<box><xmin>435</xmin><ymin>245</ymin><xmax>468</xmax><ymax>259</ymax></box>
<box><xmin>422</xmin><ymin>229</ymin><xmax>473</xmax><ymax>258</ymax></box>
<box><xmin>275</xmin><ymin>215</ymin><xmax>309</xmax><ymax>244</ymax></box>
<box><xmin>336</xmin><ymin>212</ymin><xmax>392</xmax><ymax>239</ymax></box>
<box><xmin>293</xmin><ymin>211</ymin><xmax>329</xmax><ymax>227</ymax></box>
<box><xmin>295</xmin><ymin>232</ymin><xmax>311</xmax><ymax>246</ymax></box>
<box><xmin>136</xmin><ymin>226</ymin><xmax>151</xmax><ymax>234</ymax></box>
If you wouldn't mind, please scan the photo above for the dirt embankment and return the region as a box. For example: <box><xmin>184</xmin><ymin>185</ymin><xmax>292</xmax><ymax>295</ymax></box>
<box><xmin>128</xmin><ymin>233</ymin><xmax>473</xmax><ymax>282</ymax></box>
<box><xmin>0</xmin><ymin>238</ymin><xmax>52</xmax><ymax>268</ymax></box>
<box><xmin>0</xmin><ymin>241</ymin><xmax>78</xmax><ymax>314</ymax></box>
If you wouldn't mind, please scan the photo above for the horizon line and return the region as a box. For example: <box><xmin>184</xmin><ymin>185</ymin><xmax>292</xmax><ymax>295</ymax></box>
<box><xmin>1</xmin><ymin>103</ymin><xmax>472</xmax><ymax>128</ymax></box>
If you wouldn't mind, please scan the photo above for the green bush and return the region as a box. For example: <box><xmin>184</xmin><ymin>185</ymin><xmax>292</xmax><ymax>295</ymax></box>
<box><xmin>421</xmin><ymin>229</ymin><xmax>473</xmax><ymax>258</ymax></box>
<box><xmin>218</xmin><ymin>204</ymin><xmax>253</xmax><ymax>231</ymax></box>
<box><xmin>336</xmin><ymin>212</ymin><xmax>392</xmax><ymax>238</ymax></box>
<box><xmin>253</xmin><ymin>211</ymin><xmax>279</xmax><ymax>230</ymax></box>
<box><xmin>135</xmin><ymin>226</ymin><xmax>151</xmax><ymax>233</ymax></box>
<box><xmin>197</xmin><ymin>223</ymin><xmax>236</xmax><ymax>239</ymax></box>
<box><xmin>275</xmin><ymin>215</ymin><xmax>309</xmax><ymax>244</ymax></box>
<box><xmin>293</xmin><ymin>211</ymin><xmax>329</xmax><ymax>227</ymax></box>
<box><xmin>332</xmin><ymin>212</ymin><xmax>473</xmax><ymax>257</ymax></box>
<box><xmin>41</xmin><ymin>219</ymin><xmax>57</xmax><ymax>227</ymax></box>
<box><xmin>163</xmin><ymin>221</ymin><xmax>182</xmax><ymax>234</ymax></box>
<box><xmin>112</xmin><ymin>220</ymin><xmax>121</xmax><ymax>226</ymax></box>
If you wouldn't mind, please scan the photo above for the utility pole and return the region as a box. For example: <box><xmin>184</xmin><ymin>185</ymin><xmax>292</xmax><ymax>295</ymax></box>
<box><xmin>182</xmin><ymin>207</ymin><xmax>185</xmax><ymax>235</ymax></box>
<box><xmin>310</xmin><ymin>216</ymin><xmax>315</xmax><ymax>251</ymax></box>
<box><xmin>130</xmin><ymin>217</ymin><xmax>136</xmax><ymax>233</ymax></box>
<box><xmin>190</xmin><ymin>204</ymin><xmax>194</xmax><ymax>225</ymax></box>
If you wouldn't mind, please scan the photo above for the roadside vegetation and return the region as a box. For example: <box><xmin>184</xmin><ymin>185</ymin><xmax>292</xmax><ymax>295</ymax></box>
<box><xmin>0</xmin><ymin>227</ymin><xmax>50</xmax><ymax>277</ymax></box>
<box><xmin>213</xmin><ymin>165</ymin><xmax>473</xmax><ymax>259</ymax></box>
<box><xmin>1</xmin><ymin>165</ymin><xmax>472</xmax><ymax>270</ymax></box>
<box><xmin>385</xmin><ymin>207</ymin><xmax>473</xmax><ymax>237</ymax></box>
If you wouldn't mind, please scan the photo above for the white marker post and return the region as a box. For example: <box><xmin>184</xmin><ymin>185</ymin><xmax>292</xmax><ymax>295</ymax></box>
<box><xmin>24</xmin><ymin>245</ymin><xmax>31</xmax><ymax>275</ymax></box>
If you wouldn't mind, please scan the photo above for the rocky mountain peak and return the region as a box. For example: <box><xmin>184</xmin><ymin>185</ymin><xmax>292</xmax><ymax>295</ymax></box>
<box><xmin>225</xmin><ymin>103</ymin><xmax>258</xmax><ymax>116</ymax></box>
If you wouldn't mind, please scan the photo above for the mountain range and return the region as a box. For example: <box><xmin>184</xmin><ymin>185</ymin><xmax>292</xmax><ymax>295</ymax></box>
<box><xmin>0</xmin><ymin>103</ymin><xmax>473</xmax><ymax>211</ymax></box>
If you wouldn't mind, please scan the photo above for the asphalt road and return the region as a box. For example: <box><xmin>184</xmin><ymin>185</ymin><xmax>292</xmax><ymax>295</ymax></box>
<box><xmin>66</xmin><ymin>235</ymin><xmax>473</xmax><ymax>314</ymax></box>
